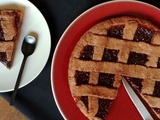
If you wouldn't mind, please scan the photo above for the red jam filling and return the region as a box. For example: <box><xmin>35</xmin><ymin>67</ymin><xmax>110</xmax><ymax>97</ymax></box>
<box><xmin>95</xmin><ymin>99</ymin><xmax>113</xmax><ymax>120</ymax></box>
<box><xmin>107</xmin><ymin>25</ymin><xmax>124</xmax><ymax>39</ymax></box>
<box><xmin>133</xmin><ymin>25</ymin><xmax>155</xmax><ymax>44</ymax></box>
<box><xmin>125</xmin><ymin>76</ymin><xmax>143</xmax><ymax>93</ymax></box>
<box><xmin>102</xmin><ymin>48</ymin><xmax>119</xmax><ymax>62</ymax></box>
<box><xmin>0</xmin><ymin>52</ymin><xmax>11</xmax><ymax>67</ymax></box>
<box><xmin>75</xmin><ymin>70</ymin><xmax>90</xmax><ymax>86</ymax></box>
<box><xmin>81</xmin><ymin>96</ymin><xmax>88</xmax><ymax>110</ymax></box>
<box><xmin>80</xmin><ymin>45</ymin><xmax>94</xmax><ymax>60</ymax></box>
<box><xmin>98</xmin><ymin>73</ymin><xmax>115</xmax><ymax>88</ymax></box>
<box><xmin>153</xmin><ymin>81</ymin><xmax>160</xmax><ymax>98</ymax></box>
<box><xmin>153</xmin><ymin>108</ymin><xmax>160</xmax><ymax>114</ymax></box>
<box><xmin>127</xmin><ymin>51</ymin><xmax>148</xmax><ymax>66</ymax></box>
<box><xmin>157</xmin><ymin>57</ymin><xmax>160</xmax><ymax>68</ymax></box>
<box><xmin>0</xmin><ymin>24</ymin><xmax>4</xmax><ymax>41</ymax></box>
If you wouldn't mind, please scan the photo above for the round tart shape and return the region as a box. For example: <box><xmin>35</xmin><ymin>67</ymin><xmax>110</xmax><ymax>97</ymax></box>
<box><xmin>68</xmin><ymin>16</ymin><xmax>160</xmax><ymax>120</ymax></box>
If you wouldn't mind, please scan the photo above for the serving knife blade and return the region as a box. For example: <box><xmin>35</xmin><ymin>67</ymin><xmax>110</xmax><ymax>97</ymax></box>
<box><xmin>122</xmin><ymin>77</ymin><xmax>154</xmax><ymax>120</ymax></box>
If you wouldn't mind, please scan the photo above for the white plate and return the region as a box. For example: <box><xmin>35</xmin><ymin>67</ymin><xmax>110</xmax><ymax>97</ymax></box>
<box><xmin>0</xmin><ymin>0</ymin><xmax>51</xmax><ymax>92</ymax></box>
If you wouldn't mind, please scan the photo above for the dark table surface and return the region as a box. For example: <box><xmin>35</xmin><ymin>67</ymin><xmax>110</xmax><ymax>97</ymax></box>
<box><xmin>0</xmin><ymin>0</ymin><xmax>160</xmax><ymax>120</ymax></box>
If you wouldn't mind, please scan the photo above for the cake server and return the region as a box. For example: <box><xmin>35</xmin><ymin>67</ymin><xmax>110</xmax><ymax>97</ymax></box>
<box><xmin>122</xmin><ymin>77</ymin><xmax>154</xmax><ymax>120</ymax></box>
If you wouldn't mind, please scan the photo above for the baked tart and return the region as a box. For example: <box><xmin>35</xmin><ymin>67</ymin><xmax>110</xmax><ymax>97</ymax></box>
<box><xmin>0</xmin><ymin>9</ymin><xmax>23</xmax><ymax>68</ymax></box>
<box><xmin>68</xmin><ymin>16</ymin><xmax>160</xmax><ymax>120</ymax></box>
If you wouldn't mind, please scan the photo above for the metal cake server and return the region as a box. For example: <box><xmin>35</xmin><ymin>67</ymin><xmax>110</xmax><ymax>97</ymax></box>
<box><xmin>122</xmin><ymin>77</ymin><xmax>154</xmax><ymax>120</ymax></box>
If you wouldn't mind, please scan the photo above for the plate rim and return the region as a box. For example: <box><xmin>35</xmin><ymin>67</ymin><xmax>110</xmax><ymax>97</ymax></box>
<box><xmin>0</xmin><ymin>0</ymin><xmax>51</xmax><ymax>92</ymax></box>
<box><xmin>51</xmin><ymin>0</ymin><xmax>160</xmax><ymax>119</ymax></box>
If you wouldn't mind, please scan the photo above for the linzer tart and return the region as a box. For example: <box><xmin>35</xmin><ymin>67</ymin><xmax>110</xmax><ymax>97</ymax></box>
<box><xmin>0</xmin><ymin>9</ymin><xmax>23</xmax><ymax>68</ymax></box>
<box><xmin>68</xmin><ymin>16</ymin><xmax>160</xmax><ymax>120</ymax></box>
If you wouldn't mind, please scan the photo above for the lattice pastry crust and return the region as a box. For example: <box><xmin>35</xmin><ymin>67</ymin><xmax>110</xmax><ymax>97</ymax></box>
<box><xmin>68</xmin><ymin>16</ymin><xmax>160</xmax><ymax>120</ymax></box>
<box><xmin>0</xmin><ymin>9</ymin><xmax>23</xmax><ymax>68</ymax></box>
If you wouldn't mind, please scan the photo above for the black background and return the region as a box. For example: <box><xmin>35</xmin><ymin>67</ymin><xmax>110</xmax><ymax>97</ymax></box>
<box><xmin>0</xmin><ymin>0</ymin><xmax>159</xmax><ymax>120</ymax></box>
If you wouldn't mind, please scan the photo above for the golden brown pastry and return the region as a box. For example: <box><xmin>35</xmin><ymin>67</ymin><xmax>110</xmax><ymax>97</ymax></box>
<box><xmin>68</xmin><ymin>16</ymin><xmax>160</xmax><ymax>120</ymax></box>
<box><xmin>0</xmin><ymin>9</ymin><xmax>23</xmax><ymax>68</ymax></box>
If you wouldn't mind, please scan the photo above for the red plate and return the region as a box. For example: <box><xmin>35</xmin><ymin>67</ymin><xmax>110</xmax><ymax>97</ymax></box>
<box><xmin>51</xmin><ymin>1</ymin><xmax>160</xmax><ymax>120</ymax></box>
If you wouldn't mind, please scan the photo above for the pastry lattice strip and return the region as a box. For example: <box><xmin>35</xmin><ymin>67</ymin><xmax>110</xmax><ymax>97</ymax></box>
<box><xmin>68</xmin><ymin>69</ymin><xmax>121</xmax><ymax>99</ymax></box>
<box><xmin>0</xmin><ymin>10</ymin><xmax>22</xmax><ymax>68</ymax></box>
<box><xmin>89</xmin><ymin>16</ymin><xmax>160</xmax><ymax>45</ymax></box>
<box><xmin>69</xmin><ymin>16</ymin><xmax>160</xmax><ymax>120</ymax></box>
<box><xmin>0</xmin><ymin>41</ymin><xmax>14</xmax><ymax>61</ymax></box>
<box><xmin>68</xmin><ymin>69</ymin><xmax>121</xmax><ymax>119</ymax></box>
<box><xmin>72</xmin><ymin>32</ymin><xmax>160</xmax><ymax>68</ymax></box>
<box><xmin>69</xmin><ymin>57</ymin><xmax>160</xmax><ymax>81</ymax></box>
<box><xmin>74</xmin><ymin>96</ymin><xmax>113</xmax><ymax>120</ymax></box>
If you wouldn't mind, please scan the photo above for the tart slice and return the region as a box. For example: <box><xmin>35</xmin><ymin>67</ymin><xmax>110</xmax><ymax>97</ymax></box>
<box><xmin>68</xmin><ymin>16</ymin><xmax>160</xmax><ymax>120</ymax></box>
<box><xmin>0</xmin><ymin>9</ymin><xmax>23</xmax><ymax>68</ymax></box>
